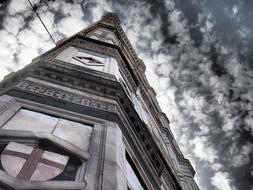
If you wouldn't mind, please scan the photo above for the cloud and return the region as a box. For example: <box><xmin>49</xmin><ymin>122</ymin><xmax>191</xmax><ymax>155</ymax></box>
<box><xmin>7</xmin><ymin>0</ymin><xmax>30</xmax><ymax>15</ymax></box>
<box><xmin>190</xmin><ymin>136</ymin><xmax>218</xmax><ymax>163</ymax></box>
<box><xmin>245</xmin><ymin>115</ymin><xmax>253</xmax><ymax>136</ymax></box>
<box><xmin>211</xmin><ymin>171</ymin><xmax>235</xmax><ymax>190</ymax></box>
<box><xmin>3</xmin><ymin>15</ymin><xmax>25</xmax><ymax>35</ymax></box>
<box><xmin>231</xmin><ymin>142</ymin><xmax>253</xmax><ymax>167</ymax></box>
<box><xmin>237</xmin><ymin>26</ymin><xmax>251</xmax><ymax>39</ymax></box>
<box><xmin>0</xmin><ymin>0</ymin><xmax>252</xmax><ymax>190</ymax></box>
<box><xmin>212</xmin><ymin>163</ymin><xmax>223</xmax><ymax>171</ymax></box>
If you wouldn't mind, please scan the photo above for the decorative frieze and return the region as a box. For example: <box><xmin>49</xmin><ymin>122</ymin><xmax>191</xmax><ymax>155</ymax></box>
<box><xmin>15</xmin><ymin>81</ymin><xmax>118</xmax><ymax>114</ymax></box>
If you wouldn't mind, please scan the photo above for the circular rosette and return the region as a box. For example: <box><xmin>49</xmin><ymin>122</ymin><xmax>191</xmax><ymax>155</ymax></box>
<box><xmin>1</xmin><ymin>142</ymin><xmax>69</xmax><ymax>181</ymax></box>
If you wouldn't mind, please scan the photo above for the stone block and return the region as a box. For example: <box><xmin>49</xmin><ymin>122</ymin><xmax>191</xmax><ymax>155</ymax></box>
<box><xmin>2</xmin><ymin>109</ymin><xmax>58</xmax><ymax>133</ymax></box>
<box><xmin>53</xmin><ymin>118</ymin><xmax>93</xmax><ymax>151</ymax></box>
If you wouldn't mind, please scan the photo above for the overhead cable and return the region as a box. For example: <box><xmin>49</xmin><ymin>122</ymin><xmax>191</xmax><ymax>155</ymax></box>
<box><xmin>27</xmin><ymin>0</ymin><xmax>56</xmax><ymax>45</ymax></box>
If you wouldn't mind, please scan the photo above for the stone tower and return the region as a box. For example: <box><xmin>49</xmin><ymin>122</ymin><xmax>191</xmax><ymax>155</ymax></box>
<box><xmin>0</xmin><ymin>13</ymin><xmax>199</xmax><ymax>190</ymax></box>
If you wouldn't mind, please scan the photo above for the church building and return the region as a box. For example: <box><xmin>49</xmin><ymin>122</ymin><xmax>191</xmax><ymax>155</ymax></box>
<box><xmin>0</xmin><ymin>13</ymin><xmax>199</xmax><ymax>190</ymax></box>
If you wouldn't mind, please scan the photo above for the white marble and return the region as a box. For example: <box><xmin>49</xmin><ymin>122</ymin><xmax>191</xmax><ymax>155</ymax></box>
<box><xmin>3</xmin><ymin>109</ymin><xmax>58</xmax><ymax>133</ymax></box>
<box><xmin>42</xmin><ymin>151</ymin><xmax>69</xmax><ymax>166</ymax></box>
<box><xmin>30</xmin><ymin>163</ymin><xmax>63</xmax><ymax>181</ymax></box>
<box><xmin>1</xmin><ymin>155</ymin><xmax>25</xmax><ymax>178</ymax></box>
<box><xmin>53</xmin><ymin>118</ymin><xmax>93</xmax><ymax>151</ymax></box>
<box><xmin>5</xmin><ymin>142</ymin><xmax>33</xmax><ymax>154</ymax></box>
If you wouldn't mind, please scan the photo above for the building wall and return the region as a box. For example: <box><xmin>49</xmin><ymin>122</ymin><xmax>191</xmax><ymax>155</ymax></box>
<box><xmin>0</xmin><ymin>95</ymin><xmax>127</xmax><ymax>190</ymax></box>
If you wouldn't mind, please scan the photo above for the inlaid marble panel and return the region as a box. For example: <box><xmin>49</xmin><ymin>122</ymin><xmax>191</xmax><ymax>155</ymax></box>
<box><xmin>1</xmin><ymin>142</ymin><xmax>69</xmax><ymax>181</ymax></box>
<box><xmin>2</xmin><ymin>109</ymin><xmax>58</xmax><ymax>133</ymax></box>
<box><xmin>53</xmin><ymin>118</ymin><xmax>93</xmax><ymax>151</ymax></box>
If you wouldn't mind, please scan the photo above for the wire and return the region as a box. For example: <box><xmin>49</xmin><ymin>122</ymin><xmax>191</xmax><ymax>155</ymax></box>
<box><xmin>27</xmin><ymin>0</ymin><xmax>56</xmax><ymax>45</ymax></box>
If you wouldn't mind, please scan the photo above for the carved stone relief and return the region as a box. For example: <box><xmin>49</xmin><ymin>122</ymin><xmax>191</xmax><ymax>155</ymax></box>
<box><xmin>15</xmin><ymin>81</ymin><xmax>119</xmax><ymax>113</ymax></box>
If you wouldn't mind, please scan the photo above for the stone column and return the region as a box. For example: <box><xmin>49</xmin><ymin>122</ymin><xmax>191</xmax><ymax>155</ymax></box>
<box><xmin>102</xmin><ymin>122</ymin><xmax>127</xmax><ymax>190</ymax></box>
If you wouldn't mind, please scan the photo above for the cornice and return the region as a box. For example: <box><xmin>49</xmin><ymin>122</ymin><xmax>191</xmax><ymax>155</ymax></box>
<box><xmin>101</xmin><ymin>12</ymin><xmax>121</xmax><ymax>26</ymax></box>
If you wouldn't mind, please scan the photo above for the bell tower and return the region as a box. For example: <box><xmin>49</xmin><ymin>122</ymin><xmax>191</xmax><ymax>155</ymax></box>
<box><xmin>0</xmin><ymin>13</ymin><xmax>199</xmax><ymax>190</ymax></box>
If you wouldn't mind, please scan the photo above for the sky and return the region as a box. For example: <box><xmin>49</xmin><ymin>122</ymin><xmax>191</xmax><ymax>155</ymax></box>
<box><xmin>0</xmin><ymin>0</ymin><xmax>252</xmax><ymax>190</ymax></box>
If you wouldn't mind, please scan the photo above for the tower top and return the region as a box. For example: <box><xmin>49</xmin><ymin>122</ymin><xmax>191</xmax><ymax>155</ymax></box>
<box><xmin>101</xmin><ymin>12</ymin><xmax>121</xmax><ymax>25</ymax></box>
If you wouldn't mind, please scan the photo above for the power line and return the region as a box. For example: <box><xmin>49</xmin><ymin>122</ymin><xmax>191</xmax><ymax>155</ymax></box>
<box><xmin>27</xmin><ymin>0</ymin><xmax>56</xmax><ymax>45</ymax></box>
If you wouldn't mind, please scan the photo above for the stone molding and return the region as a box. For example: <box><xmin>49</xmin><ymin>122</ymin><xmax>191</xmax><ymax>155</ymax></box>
<box><xmin>15</xmin><ymin>81</ymin><xmax>119</xmax><ymax>114</ymax></box>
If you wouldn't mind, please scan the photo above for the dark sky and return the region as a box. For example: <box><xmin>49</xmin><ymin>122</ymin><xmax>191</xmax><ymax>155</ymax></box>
<box><xmin>0</xmin><ymin>0</ymin><xmax>252</xmax><ymax>190</ymax></box>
